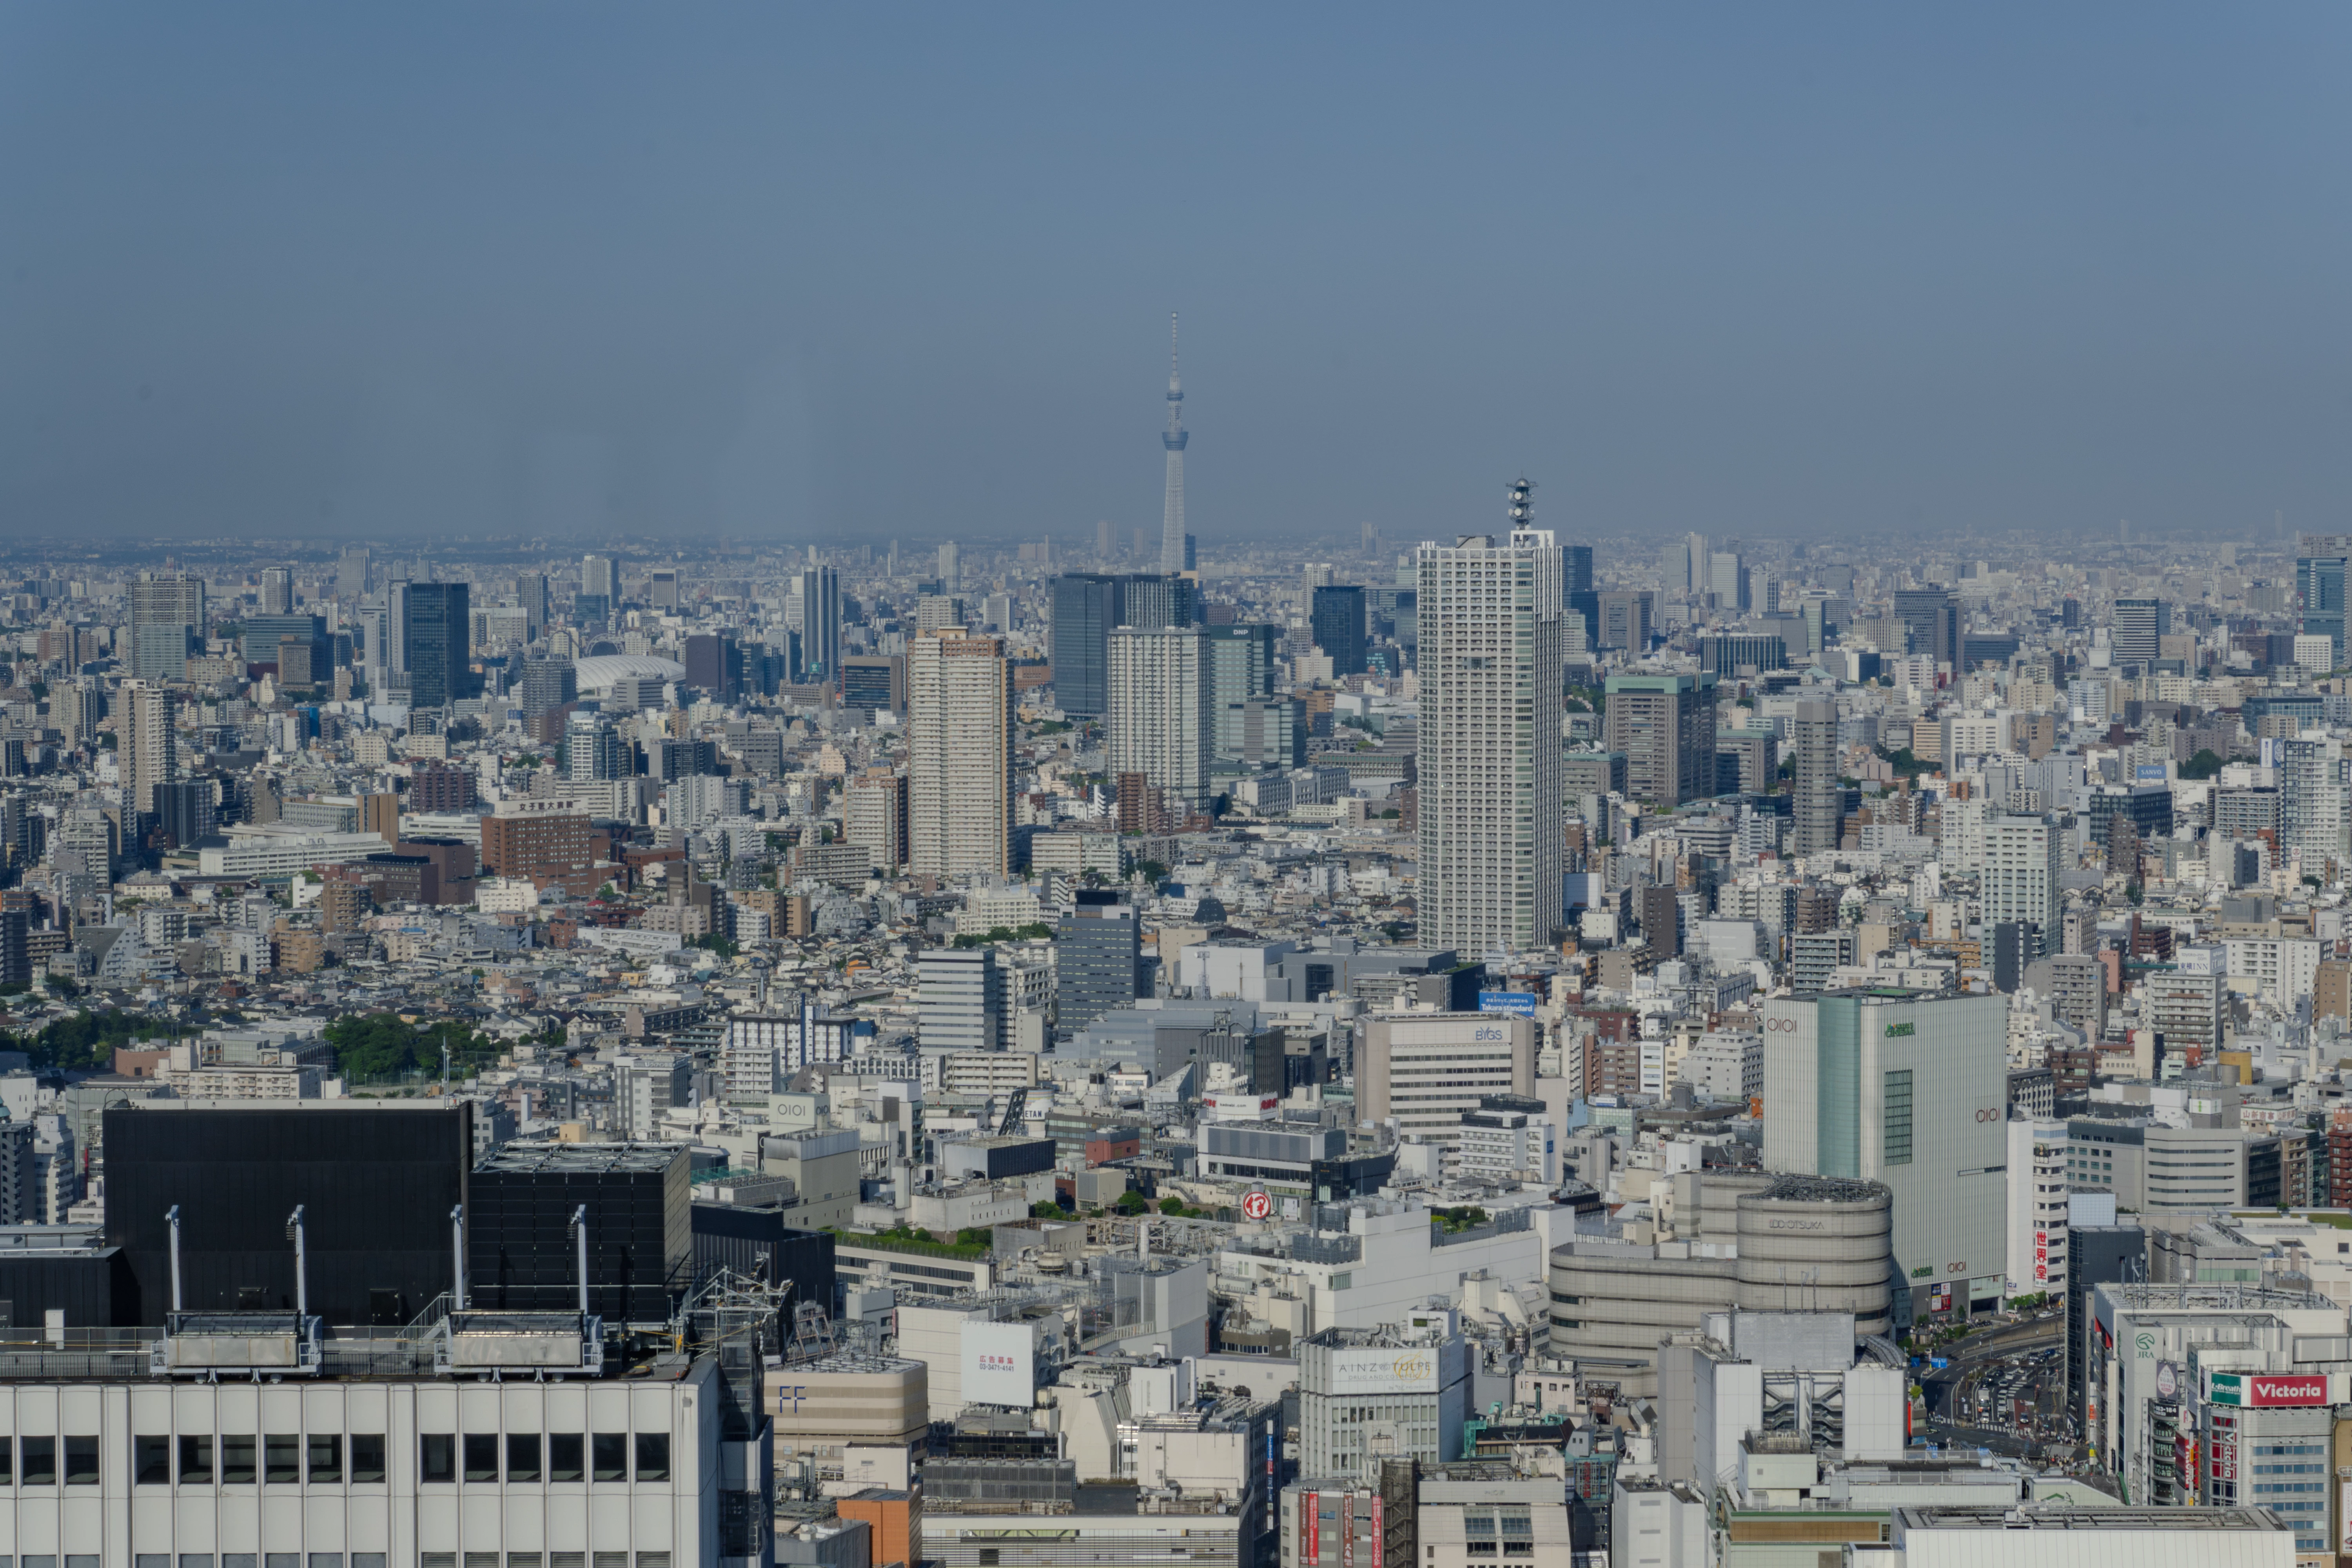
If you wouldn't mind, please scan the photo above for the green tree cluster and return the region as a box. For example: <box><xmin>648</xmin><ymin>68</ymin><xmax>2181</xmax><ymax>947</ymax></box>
<box><xmin>0</xmin><ymin>1009</ymin><xmax>176</xmax><ymax>1072</ymax></box>
<box><xmin>322</xmin><ymin>1013</ymin><xmax>505</xmax><ymax>1083</ymax></box>
<box><xmin>951</xmin><ymin>924</ymin><xmax>1055</xmax><ymax>948</ymax></box>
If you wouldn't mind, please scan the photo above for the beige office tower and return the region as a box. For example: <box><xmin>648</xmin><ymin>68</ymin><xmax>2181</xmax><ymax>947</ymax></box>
<box><xmin>909</xmin><ymin>631</ymin><xmax>1011</xmax><ymax>876</ymax></box>
<box><xmin>122</xmin><ymin>682</ymin><xmax>178</xmax><ymax>817</ymax></box>
<box><xmin>846</xmin><ymin>769</ymin><xmax>910</xmax><ymax>870</ymax></box>
<box><xmin>1415</xmin><ymin>518</ymin><xmax>1565</xmax><ymax>955</ymax></box>
<box><xmin>55</xmin><ymin>684</ymin><xmax>100</xmax><ymax>749</ymax></box>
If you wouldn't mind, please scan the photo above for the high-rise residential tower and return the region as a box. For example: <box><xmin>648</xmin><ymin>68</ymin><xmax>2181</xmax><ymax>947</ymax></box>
<box><xmin>1791</xmin><ymin>695</ymin><xmax>1841</xmax><ymax>855</ymax></box>
<box><xmin>127</xmin><ymin>573</ymin><xmax>204</xmax><ymax>682</ymax></box>
<box><xmin>580</xmin><ymin>554</ymin><xmax>618</xmax><ymax>602</ymax></box>
<box><xmin>517</xmin><ymin>572</ymin><xmax>549</xmax><ymax>639</ymax></box>
<box><xmin>1982</xmin><ymin>814</ymin><xmax>2060</xmax><ymax>959</ymax></box>
<box><xmin>122</xmin><ymin>682</ymin><xmax>177</xmax><ymax>820</ymax></box>
<box><xmin>1159</xmin><ymin>314</ymin><xmax>1188</xmax><ymax>575</ymax></box>
<box><xmin>1107</xmin><ymin>624</ymin><xmax>1212</xmax><ymax>812</ymax></box>
<box><xmin>909</xmin><ymin>630</ymin><xmax>1012</xmax><ymax>876</ymax></box>
<box><xmin>845</xmin><ymin>769</ymin><xmax>910</xmax><ymax>870</ymax></box>
<box><xmin>1121</xmin><ymin>573</ymin><xmax>1196</xmax><ymax>631</ymax></box>
<box><xmin>1415</xmin><ymin>501</ymin><xmax>1566</xmax><ymax>956</ymax></box>
<box><xmin>1603</xmin><ymin>672</ymin><xmax>1719</xmax><ymax>808</ymax></box>
<box><xmin>260</xmin><ymin>568</ymin><xmax>294</xmax><ymax>616</ymax></box>
<box><xmin>2111</xmin><ymin>597</ymin><xmax>2170</xmax><ymax>668</ymax></box>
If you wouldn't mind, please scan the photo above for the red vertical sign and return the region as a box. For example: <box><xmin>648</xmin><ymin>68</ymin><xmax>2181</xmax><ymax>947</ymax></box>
<box><xmin>1304</xmin><ymin>1492</ymin><xmax>1319</xmax><ymax>1564</ymax></box>
<box><xmin>1371</xmin><ymin>1495</ymin><xmax>1384</xmax><ymax>1568</ymax></box>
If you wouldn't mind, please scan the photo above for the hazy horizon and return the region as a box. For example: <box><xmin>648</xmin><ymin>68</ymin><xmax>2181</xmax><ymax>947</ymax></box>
<box><xmin>6</xmin><ymin>5</ymin><xmax>2352</xmax><ymax>547</ymax></box>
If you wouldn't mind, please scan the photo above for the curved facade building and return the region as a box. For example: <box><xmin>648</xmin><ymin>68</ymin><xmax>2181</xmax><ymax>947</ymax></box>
<box><xmin>1732</xmin><ymin>1176</ymin><xmax>1894</xmax><ymax>1338</ymax></box>
<box><xmin>1548</xmin><ymin>1172</ymin><xmax>1896</xmax><ymax>1395</ymax></box>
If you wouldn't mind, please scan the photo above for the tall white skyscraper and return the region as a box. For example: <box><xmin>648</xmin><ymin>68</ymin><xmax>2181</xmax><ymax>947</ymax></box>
<box><xmin>581</xmin><ymin>554</ymin><xmax>618</xmax><ymax>601</ymax></box>
<box><xmin>1415</xmin><ymin>492</ymin><xmax>1566</xmax><ymax>956</ymax></box>
<box><xmin>936</xmin><ymin>542</ymin><xmax>960</xmax><ymax>595</ymax></box>
<box><xmin>2280</xmin><ymin>736</ymin><xmax>2351</xmax><ymax>873</ymax></box>
<box><xmin>260</xmin><ymin>568</ymin><xmax>294</xmax><ymax>615</ymax></box>
<box><xmin>1159</xmin><ymin>314</ymin><xmax>1189</xmax><ymax>575</ymax></box>
<box><xmin>909</xmin><ymin>630</ymin><xmax>1011</xmax><ymax>876</ymax></box>
<box><xmin>1791</xmin><ymin>695</ymin><xmax>1841</xmax><ymax>855</ymax></box>
<box><xmin>1982</xmin><ymin>814</ymin><xmax>2060</xmax><ymax>957</ymax></box>
<box><xmin>1106</xmin><ymin>624</ymin><xmax>1211</xmax><ymax>811</ymax></box>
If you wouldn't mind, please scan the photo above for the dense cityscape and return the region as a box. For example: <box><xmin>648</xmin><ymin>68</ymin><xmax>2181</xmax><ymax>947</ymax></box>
<box><xmin>10</xmin><ymin>4</ymin><xmax>2347</xmax><ymax>1566</ymax></box>
<box><xmin>0</xmin><ymin>341</ymin><xmax>2341</xmax><ymax>1568</ymax></box>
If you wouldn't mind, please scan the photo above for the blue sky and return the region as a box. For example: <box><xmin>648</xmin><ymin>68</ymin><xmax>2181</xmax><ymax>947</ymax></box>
<box><xmin>4</xmin><ymin>4</ymin><xmax>2350</xmax><ymax>546</ymax></box>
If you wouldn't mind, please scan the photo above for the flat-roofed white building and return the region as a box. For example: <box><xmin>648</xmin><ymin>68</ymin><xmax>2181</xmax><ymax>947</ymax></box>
<box><xmin>1354</xmin><ymin>1013</ymin><xmax>1535</xmax><ymax>1140</ymax></box>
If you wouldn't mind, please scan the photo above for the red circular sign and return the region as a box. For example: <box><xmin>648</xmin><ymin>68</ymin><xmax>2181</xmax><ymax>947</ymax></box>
<box><xmin>1241</xmin><ymin>1189</ymin><xmax>1273</xmax><ymax>1221</ymax></box>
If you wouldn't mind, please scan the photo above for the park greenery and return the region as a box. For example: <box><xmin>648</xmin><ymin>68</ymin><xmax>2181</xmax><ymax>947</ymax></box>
<box><xmin>952</xmin><ymin>923</ymin><xmax>1054</xmax><ymax>947</ymax></box>
<box><xmin>321</xmin><ymin>1012</ymin><xmax>512</xmax><ymax>1082</ymax></box>
<box><xmin>0</xmin><ymin>1009</ymin><xmax>181</xmax><ymax>1072</ymax></box>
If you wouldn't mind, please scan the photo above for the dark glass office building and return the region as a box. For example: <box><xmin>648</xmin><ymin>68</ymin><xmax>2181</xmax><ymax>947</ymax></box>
<box><xmin>1054</xmin><ymin>891</ymin><xmax>1142</xmax><ymax>1040</ymax></box>
<box><xmin>1891</xmin><ymin>586</ymin><xmax>1958</xmax><ymax>669</ymax></box>
<box><xmin>402</xmin><ymin>581</ymin><xmax>475</xmax><ymax>709</ymax></box>
<box><xmin>1049</xmin><ymin>573</ymin><xmax>1125</xmax><ymax>718</ymax></box>
<box><xmin>1563</xmin><ymin>543</ymin><xmax>1598</xmax><ymax>633</ymax></box>
<box><xmin>103</xmin><ymin>1103</ymin><xmax>474</xmax><ymax>1325</ymax></box>
<box><xmin>1311</xmin><ymin>585</ymin><xmax>1367</xmax><ymax>676</ymax></box>
<box><xmin>152</xmin><ymin>779</ymin><xmax>216</xmax><ymax>851</ymax></box>
<box><xmin>682</xmin><ymin>633</ymin><xmax>741</xmax><ymax>700</ymax></box>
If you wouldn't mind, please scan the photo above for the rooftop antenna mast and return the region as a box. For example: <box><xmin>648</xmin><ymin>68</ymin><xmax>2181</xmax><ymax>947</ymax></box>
<box><xmin>571</xmin><ymin>1205</ymin><xmax>590</xmax><ymax>1317</ymax></box>
<box><xmin>450</xmin><ymin>1204</ymin><xmax>467</xmax><ymax>1310</ymax></box>
<box><xmin>286</xmin><ymin>1205</ymin><xmax>308</xmax><ymax>1318</ymax></box>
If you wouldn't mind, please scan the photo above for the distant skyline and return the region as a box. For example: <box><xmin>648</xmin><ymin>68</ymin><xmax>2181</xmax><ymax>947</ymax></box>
<box><xmin>6</xmin><ymin>5</ymin><xmax>2352</xmax><ymax>544</ymax></box>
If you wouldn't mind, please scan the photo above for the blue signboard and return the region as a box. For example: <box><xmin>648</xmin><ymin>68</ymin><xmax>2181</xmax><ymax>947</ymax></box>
<box><xmin>2135</xmin><ymin>764</ymin><xmax>2168</xmax><ymax>783</ymax></box>
<box><xmin>1477</xmin><ymin>991</ymin><xmax>1538</xmax><ymax>1017</ymax></box>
